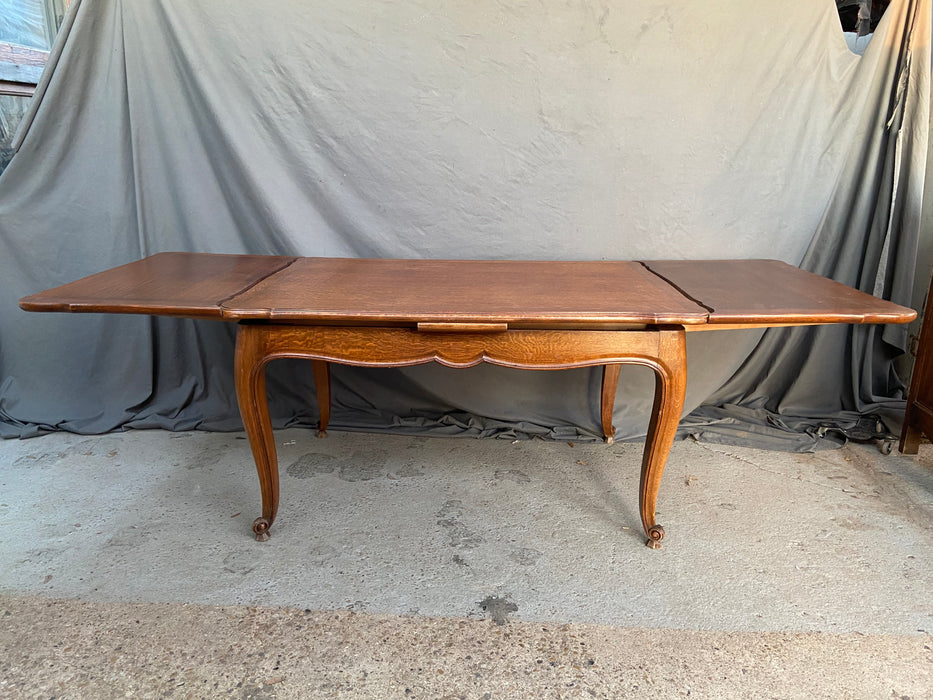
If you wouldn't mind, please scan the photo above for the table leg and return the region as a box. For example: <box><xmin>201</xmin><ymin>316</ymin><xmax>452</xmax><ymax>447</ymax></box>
<box><xmin>601</xmin><ymin>364</ymin><xmax>621</xmax><ymax>444</ymax></box>
<box><xmin>900</xmin><ymin>420</ymin><xmax>921</xmax><ymax>454</ymax></box>
<box><xmin>639</xmin><ymin>329</ymin><xmax>687</xmax><ymax>549</ymax></box>
<box><xmin>234</xmin><ymin>324</ymin><xmax>280</xmax><ymax>541</ymax></box>
<box><xmin>311</xmin><ymin>360</ymin><xmax>331</xmax><ymax>437</ymax></box>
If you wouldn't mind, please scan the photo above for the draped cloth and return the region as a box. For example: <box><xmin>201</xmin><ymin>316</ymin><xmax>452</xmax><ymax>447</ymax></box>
<box><xmin>0</xmin><ymin>0</ymin><xmax>929</xmax><ymax>448</ymax></box>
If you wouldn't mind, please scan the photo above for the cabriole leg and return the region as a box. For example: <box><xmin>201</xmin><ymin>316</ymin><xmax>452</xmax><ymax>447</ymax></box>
<box><xmin>235</xmin><ymin>324</ymin><xmax>280</xmax><ymax>541</ymax></box>
<box><xmin>638</xmin><ymin>329</ymin><xmax>687</xmax><ymax>549</ymax></box>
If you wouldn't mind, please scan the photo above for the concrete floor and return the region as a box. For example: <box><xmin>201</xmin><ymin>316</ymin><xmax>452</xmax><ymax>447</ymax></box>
<box><xmin>1</xmin><ymin>428</ymin><xmax>932</xmax><ymax>697</ymax></box>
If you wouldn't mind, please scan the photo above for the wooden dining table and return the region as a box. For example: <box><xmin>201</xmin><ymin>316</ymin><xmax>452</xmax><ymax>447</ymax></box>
<box><xmin>19</xmin><ymin>253</ymin><xmax>916</xmax><ymax>548</ymax></box>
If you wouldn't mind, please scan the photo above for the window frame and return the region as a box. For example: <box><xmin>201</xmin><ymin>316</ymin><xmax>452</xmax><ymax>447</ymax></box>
<box><xmin>0</xmin><ymin>0</ymin><xmax>70</xmax><ymax>97</ymax></box>
<box><xmin>0</xmin><ymin>40</ymin><xmax>49</xmax><ymax>97</ymax></box>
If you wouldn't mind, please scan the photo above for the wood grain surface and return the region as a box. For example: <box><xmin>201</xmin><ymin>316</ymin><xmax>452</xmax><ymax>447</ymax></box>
<box><xmin>219</xmin><ymin>258</ymin><xmax>710</xmax><ymax>326</ymax></box>
<box><xmin>642</xmin><ymin>259</ymin><xmax>916</xmax><ymax>326</ymax></box>
<box><xmin>19</xmin><ymin>253</ymin><xmax>917</xmax><ymax>328</ymax></box>
<box><xmin>18</xmin><ymin>253</ymin><xmax>296</xmax><ymax>319</ymax></box>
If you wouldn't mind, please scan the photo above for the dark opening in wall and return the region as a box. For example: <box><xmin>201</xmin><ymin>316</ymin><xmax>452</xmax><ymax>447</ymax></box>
<box><xmin>837</xmin><ymin>0</ymin><xmax>892</xmax><ymax>35</ymax></box>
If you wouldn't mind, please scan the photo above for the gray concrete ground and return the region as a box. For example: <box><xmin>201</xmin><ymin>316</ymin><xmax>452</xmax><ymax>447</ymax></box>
<box><xmin>1</xmin><ymin>429</ymin><xmax>932</xmax><ymax>697</ymax></box>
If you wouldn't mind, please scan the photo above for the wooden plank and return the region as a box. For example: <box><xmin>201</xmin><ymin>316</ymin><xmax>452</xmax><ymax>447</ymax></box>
<box><xmin>0</xmin><ymin>42</ymin><xmax>49</xmax><ymax>67</ymax></box>
<box><xmin>220</xmin><ymin>258</ymin><xmax>711</xmax><ymax>326</ymax></box>
<box><xmin>642</xmin><ymin>259</ymin><xmax>916</xmax><ymax>326</ymax></box>
<box><xmin>0</xmin><ymin>80</ymin><xmax>35</xmax><ymax>97</ymax></box>
<box><xmin>19</xmin><ymin>253</ymin><xmax>297</xmax><ymax>319</ymax></box>
<box><xmin>0</xmin><ymin>42</ymin><xmax>47</xmax><ymax>85</ymax></box>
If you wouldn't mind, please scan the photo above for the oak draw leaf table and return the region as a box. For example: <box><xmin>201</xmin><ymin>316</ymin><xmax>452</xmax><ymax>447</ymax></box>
<box><xmin>19</xmin><ymin>253</ymin><xmax>916</xmax><ymax>548</ymax></box>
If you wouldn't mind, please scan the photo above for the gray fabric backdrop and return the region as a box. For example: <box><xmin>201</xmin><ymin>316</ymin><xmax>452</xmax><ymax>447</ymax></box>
<box><xmin>0</xmin><ymin>0</ymin><xmax>929</xmax><ymax>448</ymax></box>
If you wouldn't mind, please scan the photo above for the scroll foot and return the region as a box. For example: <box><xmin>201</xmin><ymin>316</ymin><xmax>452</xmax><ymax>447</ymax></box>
<box><xmin>253</xmin><ymin>517</ymin><xmax>272</xmax><ymax>542</ymax></box>
<box><xmin>645</xmin><ymin>524</ymin><xmax>665</xmax><ymax>550</ymax></box>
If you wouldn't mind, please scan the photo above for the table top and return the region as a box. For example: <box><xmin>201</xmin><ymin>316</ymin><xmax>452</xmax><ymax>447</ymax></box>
<box><xmin>19</xmin><ymin>252</ymin><xmax>916</xmax><ymax>329</ymax></box>
<box><xmin>18</xmin><ymin>253</ymin><xmax>296</xmax><ymax>320</ymax></box>
<box><xmin>221</xmin><ymin>258</ymin><xmax>710</xmax><ymax>326</ymax></box>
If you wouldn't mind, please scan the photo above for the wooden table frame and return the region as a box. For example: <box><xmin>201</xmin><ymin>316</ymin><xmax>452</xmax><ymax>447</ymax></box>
<box><xmin>19</xmin><ymin>253</ymin><xmax>916</xmax><ymax>549</ymax></box>
<box><xmin>235</xmin><ymin>323</ymin><xmax>686</xmax><ymax>547</ymax></box>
